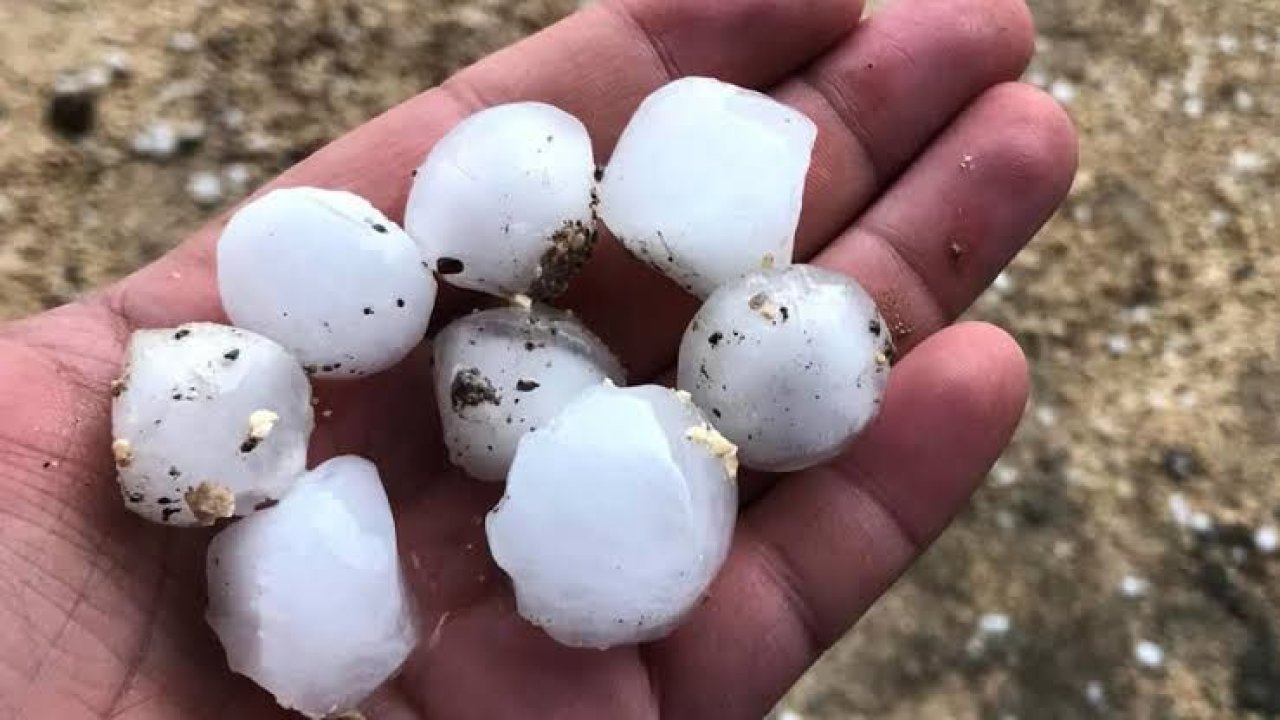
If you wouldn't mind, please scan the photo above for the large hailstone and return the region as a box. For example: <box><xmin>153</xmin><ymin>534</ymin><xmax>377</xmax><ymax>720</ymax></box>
<box><xmin>111</xmin><ymin>323</ymin><xmax>313</xmax><ymax>526</ymax></box>
<box><xmin>487</xmin><ymin>384</ymin><xmax>739</xmax><ymax>649</ymax></box>
<box><xmin>218</xmin><ymin>187</ymin><xmax>438</xmax><ymax>379</ymax></box>
<box><xmin>405</xmin><ymin>102</ymin><xmax>598</xmax><ymax>300</ymax></box>
<box><xmin>598</xmin><ymin>77</ymin><xmax>817</xmax><ymax>298</ymax></box>
<box><xmin>677</xmin><ymin>265</ymin><xmax>893</xmax><ymax>473</ymax></box>
<box><xmin>207</xmin><ymin>456</ymin><xmax>418</xmax><ymax>719</ymax></box>
<box><xmin>433</xmin><ymin>303</ymin><xmax>625</xmax><ymax>482</ymax></box>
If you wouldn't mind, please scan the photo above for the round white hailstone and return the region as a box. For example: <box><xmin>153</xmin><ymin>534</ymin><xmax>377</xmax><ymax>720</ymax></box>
<box><xmin>207</xmin><ymin>456</ymin><xmax>418</xmax><ymax>719</ymax></box>
<box><xmin>677</xmin><ymin>265</ymin><xmax>892</xmax><ymax>473</ymax></box>
<box><xmin>598</xmin><ymin>76</ymin><xmax>817</xmax><ymax>298</ymax></box>
<box><xmin>433</xmin><ymin>304</ymin><xmax>625</xmax><ymax>482</ymax></box>
<box><xmin>405</xmin><ymin>102</ymin><xmax>598</xmax><ymax>300</ymax></box>
<box><xmin>218</xmin><ymin>187</ymin><xmax>437</xmax><ymax>379</ymax></box>
<box><xmin>112</xmin><ymin>323</ymin><xmax>313</xmax><ymax>526</ymax></box>
<box><xmin>487</xmin><ymin>384</ymin><xmax>739</xmax><ymax>649</ymax></box>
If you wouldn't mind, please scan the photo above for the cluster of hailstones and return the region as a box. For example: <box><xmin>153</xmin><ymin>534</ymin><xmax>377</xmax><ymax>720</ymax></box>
<box><xmin>109</xmin><ymin>77</ymin><xmax>893</xmax><ymax>718</ymax></box>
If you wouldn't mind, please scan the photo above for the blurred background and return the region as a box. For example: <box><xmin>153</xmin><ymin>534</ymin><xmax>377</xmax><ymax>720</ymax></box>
<box><xmin>0</xmin><ymin>0</ymin><xmax>1276</xmax><ymax>717</ymax></box>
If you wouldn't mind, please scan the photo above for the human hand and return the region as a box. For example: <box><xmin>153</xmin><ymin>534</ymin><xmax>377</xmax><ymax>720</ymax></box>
<box><xmin>0</xmin><ymin>0</ymin><xmax>1075</xmax><ymax>717</ymax></box>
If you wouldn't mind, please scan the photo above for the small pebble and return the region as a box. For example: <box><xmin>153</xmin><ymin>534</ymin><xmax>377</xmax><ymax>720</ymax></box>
<box><xmin>978</xmin><ymin>613</ymin><xmax>1012</xmax><ymax>636</ymax></box>
<box><xmin>1161</xmin><ymin>448</ymin><xmax>1200</xmax><ymax>482</ymax></box>
<box><xmin>1106</xmin><ymin>334</ymin><xmax>1131</xmax><ymax>356</ymax></box>
<box><xmin>1256</xmin><ymin>526</ymin><xmax>1278</xmax><ymax>554</ymax></box>
<box><xmin>187</xmin><ymin>171</ymin><xmax>224</xmax><ymax>207</ymax></box>
<box><xmin>132</xmin><ymin>121</ymin><xmax>179</xmax><ymax>159</ymax></box>
<box><xmin>1134</xmin><ymin>640</ymin><xmax>1165</xmax><ymax>668</ymax></box>
<box><xmin>224</xmin><ymin>163</ymin><xmax>253</xmax><ymax>189</ymax></box>
<box><xmin>46</xmin><ymin>77</ymin><xmax>96</xmax><ymax>138</ymax></box>
<box><xmin>1120</xmin><ymin>575</ymin><xmax>1149</xmax><ymax>598</ymax></box>
<box><xmin>104</xmin><ymin>49</ymin><xmax>131</xmax><ymax>80</ymax></box>
<box><xmin>1168</xmin><ymin>493</ymin><xmax>1192</xmax><ymax>526</ymax></box>
<box><xmin>1050</xmin><ymin>79</ymin><xmax>1078</xmax><ymax>105</ymax></box>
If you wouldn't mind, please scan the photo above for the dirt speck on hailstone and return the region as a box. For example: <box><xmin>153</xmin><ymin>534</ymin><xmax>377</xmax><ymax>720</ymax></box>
<box><xmin>184</xmin><ymin>481</ymin><xmax>236</xmax><ymax>525</ymax></box>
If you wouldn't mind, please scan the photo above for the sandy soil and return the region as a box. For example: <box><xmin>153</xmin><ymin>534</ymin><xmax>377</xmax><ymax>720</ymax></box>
<box><xmin>1</xmin><ymin>1</ymin><xmax>1277</xmax><ymax>718</ymax></box>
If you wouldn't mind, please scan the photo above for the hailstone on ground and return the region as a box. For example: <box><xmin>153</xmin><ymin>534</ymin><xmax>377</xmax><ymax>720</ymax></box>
<box><xmin>112</xmin><ymin>323</ymin><xmax>313</xmax><ymax>526</ymax></box>
<box><xmin>678</xmin><ymin>265</ymin><xmax>893</xmax><ymax>473</ymax></box>
<box><xmin>405</xmin><ymin>102</ymin><xmax>598</xmax><ymax>300</ymax></box>
<box><xmin>487</xmin><ymin>383</ymin><xmax>738</xmax><ymax>649</ymax></box>
<box><xmin>433</xmin><ymin>302</ymin><xmax>624</xmax><ymax>482</ymax></box>
<box><xmin>206</xmin><ymin>456</ymin><xmax>418</xmax><ymax>719</ymax></box>
<box><xmin>218</xmin><ymin>186</ymin><xmax>437</xmax><ymax>379</ymax></box>
<box><xmin>598</xmin><ymin>76</ymin><xmax>817</xmax><ymax>297</ymax></box>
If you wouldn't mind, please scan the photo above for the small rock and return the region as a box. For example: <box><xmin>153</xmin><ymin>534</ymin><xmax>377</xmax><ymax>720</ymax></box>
<box><xmin>1161</xmin><ymin>448</ymin><xmax>1201</xmax><ymax>482</ymax></box>
<box><xmin>103</xmin><ymin>50</ymin><xmax>131</xmax><ymax>80</ymax></box>
<box><xmin>224</xmin><ymin>163</ymin><xmax>253</xmax><ymax>190</ymax></box>
<box><xmin>132</xmin><ymin>121</ymin><xmax>179</xmax><ymax>159</ymax></box>
<box><xmin>46</xmin><ymin>78</ymin><xmax>96</xmax><ymax>138</ymax></box>
<box><xmin>1084</xmin><ymin>681</ymin><xmax>1106</xmax><ymax>707</ymax></box>
<box><xmin>1134</xmin><ymin>640</ymin><xmax>1165</xmax><ymax>668</ymax></box>
<box><xmin>978</xmin><ymin>613</ymin><xmax>1012</xmax><ymax>636</ymax></box>
<box><xmin>1120</xmin><ymin>575</ymin><xmax>1149</xmax><ymax>598</ymax></box>
<box><xmin>1106</xmin><ymin>334</ymin><xmax>1131</xmax><ymax>356</ymax></box>
<box><xmin>187</xmin><ymin>171</ymin><xmax>224</xmax><ymax>207</ymax></box>
<box><xmin>80</xmin><ymin>66</ymin><xmax>112</xmax><ymax>91</ymax></box>
<box><xmin>1050</xmin><ymin>79</ymin><xmax>1077</xmax><ymax>105</ymax></box>
<box><xmin>1256</xmin><ymin>526</ymin><xmax>1278</xmax><ymax>554</ymax></box>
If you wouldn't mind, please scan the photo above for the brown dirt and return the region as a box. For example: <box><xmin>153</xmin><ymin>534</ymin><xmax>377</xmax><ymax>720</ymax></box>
<box><xmin>2</xmin><ymin>1</ymin><xmax>1278</xmax><ymax>718</ymax></box>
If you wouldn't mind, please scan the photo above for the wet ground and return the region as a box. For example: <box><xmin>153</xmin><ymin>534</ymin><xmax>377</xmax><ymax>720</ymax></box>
<box><xmin>1</xmin><ymin>1</ymin><xmax>1277</xmax><ymax>718</ymax></box>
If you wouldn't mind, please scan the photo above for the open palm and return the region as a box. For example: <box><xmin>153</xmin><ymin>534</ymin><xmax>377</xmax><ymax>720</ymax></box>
<box><xmin>0</xmin><ymin>0</ymin><xmax>1075</xmax><ymax>717</ymax></box>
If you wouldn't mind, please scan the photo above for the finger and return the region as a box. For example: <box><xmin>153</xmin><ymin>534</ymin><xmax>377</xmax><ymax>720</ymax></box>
<box><xmin>783</xmin><ymin>0</ymin><xmax>1038</xmax><ymax>256</ymax></box>
<box><xmin>648</xmin><ymin>322</ymin><xmax>1029</xmax><ymax>719</ymax></box>
<box><xmin>106</xmin><ymin>0</ymin><xmax>862</xmax><ymax>330</ymax></box>
<box><xmin>817</xmin><ymin>82</ymin><xmax>1078</xmax><ymax>352</ymax></box>
<box><xmin>563</xmin><ymin>0</ymin><xmax>1039</xmax><ymax>378</ymax></box>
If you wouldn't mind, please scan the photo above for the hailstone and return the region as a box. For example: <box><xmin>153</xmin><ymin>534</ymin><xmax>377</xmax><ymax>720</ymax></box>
<box><xmin>433</xmin><ymin>303</ymin><xmax>625</xmax><ymax>482</ymax></box>
<box><xmin>677</xmin><ymin>265</ymin><xmax>893</xmax><ymax>473</ymax></box>
<box><xmin>598</xmin><ymin>76</ymin><xmax>817</xmax><ymax>298</ymax></box>
<box><xmin>206</xmin><ymin>456</ymin><xmax>418</xmax><ymax>719</ymax></box>
<box><xmin>405</xmin><ymin>102</ymin><xmax>598</xmax><ymax>300</ymax></box>
<box><xmin>218</xmin><ymin>186</ymin><xmax>438</xmax><ymax>379</ymax></box>
<box><xmin>487</xmin><ymin>384</ymin><xmax>738</xmax><ymax>649</ymax></box>
<box><xmin>111</xmin><ymin>323</ymin><xmax>313</xmax><ymax>526</ymax></box>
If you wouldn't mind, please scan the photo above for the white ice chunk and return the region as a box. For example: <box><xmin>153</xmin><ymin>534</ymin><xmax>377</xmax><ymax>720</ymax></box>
<box><xmin>599</xmin><ymin>77</ymin><xmax>817</xmax><ymax>297</ymax></box>
<box><xmin>112</xmin><ymin>323</ymin><xmax>313</xmax><ymax>526</ymax></box>
<box><xmin>433</xmin><ymin>304</ymin><xmax>624</xmax><ymax>482</ymax></box>
<box><xmin>207</xmin><ymin>456</ymin><xmax>418</xmax><ymax>719</ymax></box>
<box><xmin>218</xmin><ymin>187</ymin><xmax>437</xmax><ymax>379</ymax></box>
<box><xmin>487</xmin><ymin>384</ymin><xmax>738</xmax><ymax>649</ymax></box>
<box><xmin>678</xmin><ymin>265</ymin><xmax>892</xmax><ymax>472</ymax></box>
<box><xmin>406</xmin><ymin>102</ymin><xmax>598</xmax><ymax>300</ymax></box>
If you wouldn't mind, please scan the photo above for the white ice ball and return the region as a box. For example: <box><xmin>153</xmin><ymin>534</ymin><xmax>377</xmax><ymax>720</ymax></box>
<box><xmin>433</xmin><ymin>303</ymin><xmax>625</xmax><ymax>482</ymax></box>
<box><xmin>218</xmin><ymin>187</ymin><xmax>438</xmax><ymax>379</ymax></box>
<box><xmin>599</xmin><ymin>77</ymin><xmax>817</xmax><ymax>298</ymax></box>
<box><xmin>112</xmin><ymin>323</ymin><xmax>313</xmax><ymax>526</ymax></box>
<box><xmin>487</xmin><ymin>384</ymin><xmax>738</xmax><ymax>649</ymax></box>
<box><xmin>406</xmin><ymin>102</ymin><xmax>598</xmax><ymax>300</ymax></box>
<box><xmin>678</xmin><ymin>265</ymin><xmax>893</xmax><ymax>472</ymax></box>
<box><xmin>206</xmin><ymin>456</ymin><xmax>418</xmax><ymax>719</ymax></box>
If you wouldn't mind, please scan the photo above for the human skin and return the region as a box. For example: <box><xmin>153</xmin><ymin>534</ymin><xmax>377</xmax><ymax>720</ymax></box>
<box><xmin>0</xmin><ymin>0</ymin><xmax>1076</xmax><ymax>717</ymax></box>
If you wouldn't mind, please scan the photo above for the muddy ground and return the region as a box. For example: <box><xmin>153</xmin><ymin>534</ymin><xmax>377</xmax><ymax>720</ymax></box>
<box><xmin>1</xmin><ymin>1</ymin><xmax>1277</xmax><ymax>718</ymax></box>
